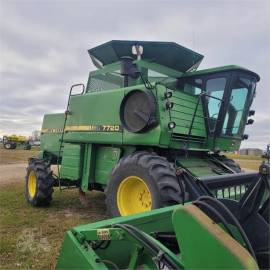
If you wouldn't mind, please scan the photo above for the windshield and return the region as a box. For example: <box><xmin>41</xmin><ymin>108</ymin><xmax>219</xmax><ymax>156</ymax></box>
<box><xmin>221</xmin><ymin>76</ymin><xmax>256</xmax><ymax>136</ymax></box>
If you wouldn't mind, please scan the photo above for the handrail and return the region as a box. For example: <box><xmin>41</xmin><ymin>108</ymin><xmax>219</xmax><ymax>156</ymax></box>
<box><xmin>70</xmin><ymin>83</ymin><xmax>85</xmax><ymax>96</ymax></box>
<box><xmin>186</xmin><ymin>92</ymin><xmax>224</xmax><ymax>147</ymax></box>
<box><xmin>56</xmin><ymin>83</ymin><xmax>85</xmax><ymax>191</ymax></box>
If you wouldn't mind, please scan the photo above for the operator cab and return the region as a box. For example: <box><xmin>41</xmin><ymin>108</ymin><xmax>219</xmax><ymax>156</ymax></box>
<box><xmin>177</xmin><ymin>66</ymin><xmax>260</xmax><ymax>140</ymax></box>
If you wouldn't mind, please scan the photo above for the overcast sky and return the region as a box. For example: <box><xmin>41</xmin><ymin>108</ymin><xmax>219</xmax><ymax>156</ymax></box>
<box><xmin>0</xmin><ymin>0</ymin><xmax>269</xmax><ymax>149</ymax></box>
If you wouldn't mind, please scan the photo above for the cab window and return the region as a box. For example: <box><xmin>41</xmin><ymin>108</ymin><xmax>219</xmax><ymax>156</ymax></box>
<box><xmin>178</xmin><ymin>78</ymin><xmax>202</xmax><ymax>95</ymax></box>
<box><xmin>205</xmin><ymin>77</ymin><xmax>227</xmax><ymax>133</ymax></box>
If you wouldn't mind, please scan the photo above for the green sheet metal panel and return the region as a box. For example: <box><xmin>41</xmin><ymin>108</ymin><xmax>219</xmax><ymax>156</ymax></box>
<box><xmin>66</xmin><ymin>89</ymin><xmax>123</xmax><ymax>125</ymax></box>
<box><xmin>40</xmin><ymin>113</ymin><xmax>65</xmax><ymax>157</ymax></box>
<box><xmin>95</xmin><ymin>147</ymin><xmax>121</xmax><ymax>185</ymax></box>
<box><xmin>57</xmin><ymin>205</ymin><xmax>177</xmax><ymax>269</ymax></box>
<box><xmin>155</xmin><ymin>84</ymin><xmax>207</xmax><ymax>149</ymax></box>
<box><xmin>172</xmin><ymin>205</ymin><xmax>258</xmax><ymax>270</ymax></box>
<box><xmin>207</xmin><ymin>137</ymin><xmax>242</xmax><ymax>152</ymax></box>
<box><xmin>169</xmin><ymin>90</ymin><xmax>206</xmax><ymax>138</ymax></box>
<box><xmin>60</xmin><ymin>143</ymin><xmax>81</xmax><ymax>180</ymax></box>
<box><xmin>81</xmin><ymin>144</ymin><xmax>95</xmax><ymax>192</ymax></box>
<box><xmin>56</xmin><ymin>231</ymin><xmax>108</xmax><ymax>269</ymax></box>
<box><xmin>73</xmin><ymin>204</ymin><xmax>176</xmax><ymax>234</ymax></box>
<box><xmin>63</xmin><ymin>88</ymin><xmax>124</xmax><ymax>144</ymax></box>
<box><xmin>123</xmin><ymin>125</ymin><xmax>162</xmax><ymax>146</ymax></box>
<box><xmin>155</xmin><ymin>84</ymin><xmax>173</xmax><ymax>147</ymax></box>
<box><xmin>178</xmin><ymin>157</ymin><xmax>219</xmax><ymax>177</ymax></box>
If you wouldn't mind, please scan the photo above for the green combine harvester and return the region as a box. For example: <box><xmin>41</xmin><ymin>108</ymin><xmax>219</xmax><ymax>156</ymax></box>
<box><xmin>25</xmin><ymin>40</ymin><xmax>260</xmax><ymax>217</ymax></box>
<box><xmin>25</xmin><ymin>40</ymin><xmax>270</xmax><ymax>269</ymax></box>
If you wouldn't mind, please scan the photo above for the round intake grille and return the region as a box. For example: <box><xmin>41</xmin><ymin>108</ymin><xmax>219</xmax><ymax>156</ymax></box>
<box><xmin>120</xmin><ymin>89</ymin><xmax>157</xmax><ymax>133</ymax></box>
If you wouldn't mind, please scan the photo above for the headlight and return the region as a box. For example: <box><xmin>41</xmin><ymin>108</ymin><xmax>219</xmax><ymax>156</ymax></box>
<box><xmin>168</xmin><ymin>122</ymin><xmax>176</xmax><ymax>129</ymax></box>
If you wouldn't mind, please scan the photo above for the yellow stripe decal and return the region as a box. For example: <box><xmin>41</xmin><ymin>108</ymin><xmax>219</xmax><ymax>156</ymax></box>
<box><xmin>41</xmin><ymin>128</ymin><xmax>64</xmax><ymax>134</ymax></box>
<box><xmin>41</xmin><ymin>125</ymin><xmax>122</xmax><ymax>134</ymax></box>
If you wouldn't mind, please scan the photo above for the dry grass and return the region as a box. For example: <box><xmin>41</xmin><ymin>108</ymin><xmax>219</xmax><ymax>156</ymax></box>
<box><xmin>0</xmin><ymin>183</ymin><xmax>107</xmax><ymax>269</ymax></box>
<box><xmin>0</xmin><ymin>147</ymin><xmax>39</xmax><ymax>165</ymax></box>
<box><xmin>225</xmin><ymin>153</ymin><xmax>262</xmax><ymax>161</ymax></box>
<box><xmin>0</xmin><ymin>146</ymin><xmax>107</xmax><ymax>269</ymax></box>
<box><xmin>236</xmin><ymin>159</ymin><xmax>262</xmax><ymax>171</ymax></box>
<box><xmin>225</xmin><ymin>153</ymin><xmax>263</xmax><ymax>171</ymax></box>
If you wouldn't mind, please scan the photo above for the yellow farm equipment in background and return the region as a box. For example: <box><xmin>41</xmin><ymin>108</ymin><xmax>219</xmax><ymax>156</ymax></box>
<box><xmin>2</xmin><ymin>135</ymin><xmax>31</xmax><ymax>150</ymax></box>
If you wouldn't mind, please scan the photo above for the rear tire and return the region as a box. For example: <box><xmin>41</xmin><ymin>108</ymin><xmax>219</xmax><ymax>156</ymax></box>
<box><xmin>3</xmin><ymin>143</ymin><xmax>12</xmax><ymax>149</ymax></box>
<box><xmin>3</xmin><ymin>142</ymin><xmax>16</xmax><ymax>149</ymax></box>
<box><xmin>25</xmin><ymin>159</ymin><xmax>54</xmax><ymax>206</ymax></box>
<box><xmin>106</xmin><ymin>151</ymin><xmax>183</xmax><ymax>217</ymax></box>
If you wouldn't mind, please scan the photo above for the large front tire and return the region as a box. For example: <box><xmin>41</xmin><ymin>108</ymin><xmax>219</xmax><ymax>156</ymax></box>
<box><xmin>25</xmin><ymin>159</ymin><xmax>54</xmax><ymax>206</ymax></box>
<box><xmin>106</xmin><ymin>151</ymin><xmax>183</xmax><ymax>217</ymax></box>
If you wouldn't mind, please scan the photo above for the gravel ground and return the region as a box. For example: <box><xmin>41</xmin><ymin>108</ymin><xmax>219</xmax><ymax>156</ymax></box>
<box><xmin>0</xmin><ymin>163</ymin><xmax>27</xmax><ymax>187</ymax></box>
<box><xmin>0</xmin><ymin>163</ymin><xmax>58</xmax><ymax>187</ymax></box>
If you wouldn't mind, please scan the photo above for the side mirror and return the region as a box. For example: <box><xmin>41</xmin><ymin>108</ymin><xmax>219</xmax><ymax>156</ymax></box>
<box><xmin>249</xmin><ymin>110</ymin><xmax>255</xmax><ymax>116</ymax></box>
<box><xmin>246</xmin><ymin>119</ymin><xmax>254</xmax><ymax>125</ymax></box>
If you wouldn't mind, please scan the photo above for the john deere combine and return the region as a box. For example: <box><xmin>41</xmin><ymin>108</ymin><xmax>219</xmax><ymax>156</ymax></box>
<box><xmin>25</xmin><ymin>40</ymin><xmax>260</xmax><ymax>217</ymax></box>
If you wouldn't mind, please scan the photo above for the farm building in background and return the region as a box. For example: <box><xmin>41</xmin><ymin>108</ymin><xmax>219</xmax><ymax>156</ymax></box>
<box><xmin>239</xmin><ymin>148</ymin><xmax>263</xmax><ymax>156</ymax></box>
<box><xmin>32</xmin><ymin>130</ymin><xmax>41</xmax><ymax>141</ymax></box>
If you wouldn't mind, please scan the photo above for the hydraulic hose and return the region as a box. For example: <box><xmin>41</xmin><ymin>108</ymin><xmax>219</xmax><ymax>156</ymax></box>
<box><xmin>192</xmin><ymin>200</ymin><xmax>235</xmax><ymax>238</ymax></box>
<box><xmin>195</xmin><ymin>196</ymin><xmax>256</xmax><ymax>260</ymax></box>
<box><xmin>113</xmin><ymin>224</ymin><xmax>181</xmax><ymax>269</ymax></box>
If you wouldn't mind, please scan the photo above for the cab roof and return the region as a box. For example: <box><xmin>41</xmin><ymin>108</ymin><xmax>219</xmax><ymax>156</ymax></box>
<box><xmin>182</xmin><ymin>65</ymin><xmax>260</xmax><ymax>81</ymax></box>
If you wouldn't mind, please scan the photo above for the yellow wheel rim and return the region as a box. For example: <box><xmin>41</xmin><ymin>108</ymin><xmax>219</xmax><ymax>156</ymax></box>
<box><xmin>28</xmin><ymin>171</ymin><xmax>37</xmax><ymax>198</ymax></box>
<box><xmin>117</xmin><ymin>176</ymin><xmax>152</xmax><ymax>216</ymax></box>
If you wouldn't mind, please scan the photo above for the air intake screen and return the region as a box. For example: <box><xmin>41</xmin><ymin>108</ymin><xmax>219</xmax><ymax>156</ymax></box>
<box><xmin>120</xmin><ymin>90</ymin><xmax>157</xmax><ymax>133</ymax></box>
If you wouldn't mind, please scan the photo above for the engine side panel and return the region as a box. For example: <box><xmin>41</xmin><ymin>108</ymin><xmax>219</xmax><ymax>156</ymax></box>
<box><xmin>63</xmin><ymin>88</ymin><xmax>124</xmax><ymax>144</ymax></box>
<box><xmin>40</xmin><ymin>113</ymin><xmax>65</xmax><ymax>157</ymax></box>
